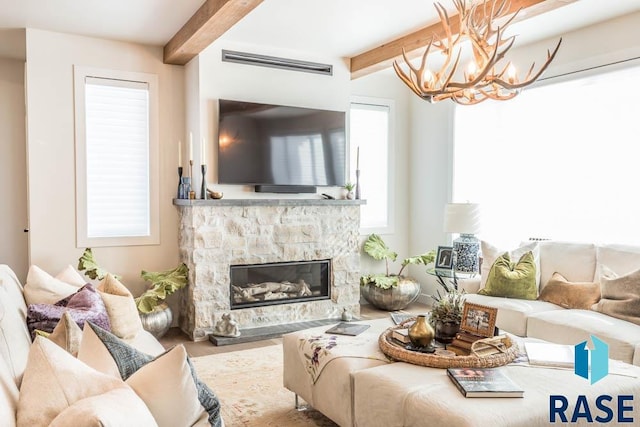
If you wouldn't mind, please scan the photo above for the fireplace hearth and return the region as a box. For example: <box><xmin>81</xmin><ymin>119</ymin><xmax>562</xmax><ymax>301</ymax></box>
<box><xmin>231</xmin><ymin>260</ymin><xmax>330</xmax><ymax>309</ymax></box>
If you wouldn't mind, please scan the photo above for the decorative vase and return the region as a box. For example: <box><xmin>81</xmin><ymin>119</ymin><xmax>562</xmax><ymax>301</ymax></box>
<box><xmin>360</xmin><ymin>277</ymin><xmax>420</xmax><ymax>311</ymax></box>
<box><xmin>139</xmin><ymin>303</ymin><xmax>173</xmax><ymax>339</ymax></box>
<box><xmin>408</xmin><ymin>314</ymin><xmax>435</xmax><ymax>348</ymax></box>
<box><xmin>346</xmin><ymin>191</ymin><xmax>354</xmax><ymax>200</ymax></box>
<box><xmin>435</xmin><ymin>320</ymin><xmax>461</xmax><ymax>344</ymax></box>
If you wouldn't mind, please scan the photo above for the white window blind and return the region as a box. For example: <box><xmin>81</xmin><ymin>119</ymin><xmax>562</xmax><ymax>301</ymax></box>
<box><xmin>349</xmin><ymin>100</ymin><xmax>393</xmax><ymax>232</ymax></box>
<box><xmin>85</xmin><ymin>78</ymin><xmax>150</xmax><ymax>238</ymax></box>
<box><xmin>74</xmin><ymin>66</ymin><xmax>159</xmax><ymax>247</ymax></box>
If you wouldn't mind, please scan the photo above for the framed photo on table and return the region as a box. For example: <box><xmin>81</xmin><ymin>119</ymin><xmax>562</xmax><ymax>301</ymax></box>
<box><xmin>460</xmin><ymin>302</ymin><xmax>497</xmax><ymax>338</ymax></box>
<box><xmin>435</xmin><ymin>246</ymin><xmax>454</xmax><ymax>270</ymax></box>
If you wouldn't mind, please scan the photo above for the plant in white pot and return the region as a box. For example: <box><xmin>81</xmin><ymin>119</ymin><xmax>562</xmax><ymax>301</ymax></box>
<box><xmin>360</xmin><ymin>234</ymin><xmax>435</xmax><ymax>311</ymax></box>
<box><xmin>135</xmin><ymin>263</ymin><xmax>189</xmax><ymax>338</ymax></box>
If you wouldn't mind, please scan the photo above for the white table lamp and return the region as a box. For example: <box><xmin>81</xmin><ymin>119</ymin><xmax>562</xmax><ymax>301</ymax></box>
<box><xmin>444</xmin><ymin>203</ymin><xmax>481</xmax><ymax>273</ymax></box>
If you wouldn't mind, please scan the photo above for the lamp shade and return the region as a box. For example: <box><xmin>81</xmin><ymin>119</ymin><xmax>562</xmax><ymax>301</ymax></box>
<box><xmin>443</xmin><ymin>203</ymin><xmax>481</xmax><ymax>235</ymax></box>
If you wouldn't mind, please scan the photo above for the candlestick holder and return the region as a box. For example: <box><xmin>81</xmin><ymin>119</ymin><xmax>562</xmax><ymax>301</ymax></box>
<box><xmin>355</xmin><ymin>169</ymin><xmax>361</xmax><ymax>200</ymax></box>
<box><xmin>200</xmin><ymin>164</ymin><xmax>208</xmax><ymax>199</ymax></box>
<box><xmin>177</xmin><ymin>167</ymin><xmax>183</xmax><ymax>199</ymax></box>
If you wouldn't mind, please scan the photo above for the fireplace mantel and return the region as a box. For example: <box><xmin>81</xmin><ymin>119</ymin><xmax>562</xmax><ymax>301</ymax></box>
<box><xmin>175</xmin><ymin>199</ymin><xmax>362</xmax><ymax>341</ymax></box>
<box><xmin>173</xmin><ymin>198</ymin><xmax>366</xmax><ymax>207</ymax></box>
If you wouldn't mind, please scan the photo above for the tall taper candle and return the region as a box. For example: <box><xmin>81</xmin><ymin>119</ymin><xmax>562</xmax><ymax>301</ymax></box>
<box><xmin>356</xmin><ymin>146</ymin><xmax>360</xmax><ymax>170</ymax></box>
<box><xmin>178</xmin><ymin>140</ymin><xmax>182</xmax><ymax>167</ymax></box>
<box><xmin>201</xmin><ymin>137</ymin><xmax>206</xmax><ymax>164</ymax></box>
<box><xmin>189</xmin><ymin>132</ymin><xmax>193</xmax><ymax>162</ymax></box>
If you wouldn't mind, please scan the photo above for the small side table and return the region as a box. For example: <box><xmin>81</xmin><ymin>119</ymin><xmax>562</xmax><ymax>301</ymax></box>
<box><xmin>426</xmin><ymin>267</ymin><xmax>476</xmax><ymax>281</ymax></box>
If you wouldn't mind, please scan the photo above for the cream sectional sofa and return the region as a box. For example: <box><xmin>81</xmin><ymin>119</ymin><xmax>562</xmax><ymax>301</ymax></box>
<box><xmin>0</xmin><ymin>263</ymin><xmax>221</xmax><ymax>426</ymax></box>
<box><xmin>460</xmin><ymin>240</ymin><xmax>640</xmax><ymax>366</ymax></box>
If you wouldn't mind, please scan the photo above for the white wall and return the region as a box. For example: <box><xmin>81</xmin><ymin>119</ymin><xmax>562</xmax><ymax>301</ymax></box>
<box><xmin>408</xmin><ymin>11</ymin><xmax>640</xmax><ymax>299</ymax></box>
<box><xmin>25</xmin><ymin>29</ymin><xmax>186</xmax><ymax>304</ymax></box>
<box><xmin>0</xmin><ymin>57</ymin><xmax>28</xmax><ymax>280</ymax></box>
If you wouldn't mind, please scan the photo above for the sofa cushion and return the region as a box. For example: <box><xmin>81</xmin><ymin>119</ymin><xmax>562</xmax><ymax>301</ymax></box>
<box><xmin>97</xmin><ymin>274</ymin><xmax>143</xmax><ymax>340</ymax></box>
<box><xmin>538</xmin><ymin>241</ymin><xmax>597</xmax><ymax>290</ymax></box>
<box><xmin>462</xmin><ymin>293</ymin><xmax>563</xmax><ymax>337</ymax></box>
<box><xmin>16</xmin><ymin>337</ymin><xmax>155</xmax><ymax>427</ymax></box>
<box><xmin>24</xmin><ymin>265</ymin><xmax>82</xmax><ymax>306</ymax></box>
<box><xmin>78</xmin><ymin>322</ymin><xmax>222</xmax><ymax>427</ymax></box>
<box><xmin>479</xmin><ymin>252</ymin><xmax>537</xmax><ymax>300</ymax></box>
<box><xmin>54</xmin><ymin>264</ymin><xmax>88</xmax><ymax>287</ymax></box>
<box><xmin>0</xmin><ymin>355</ymin><xmax>18</xmax><ymax>427</ymax></box>
<box><xmin>480</xmin><ymin>241</ymin><xmax>540</xmax><ymax>289</ymax></box>
<box><xmin>0</xmin><ymin>265</ymin><xmax>31</xmax><ymax>387</ymax></box>
<box><xmin>526</xmin><ymin>309</ymin><xmax>640</xmax><ymax>365</ymax></box>
<box><xmin>592</xmin><ymin>266</ymin><xmax>640</xmax><ymax>326</ymax></box>
<box><xmin>49</xmin><ymin>388</ymin><xmax>159</xmax><ymax>427</ymax></box>
<box><xmin>27</xmin><ymin>284</ymin><xmax>111</xmax><ymax>338</ymax></box>
<box><xmin>538</xmin><ymin>272</ymin><xmax>601</xmax><ymax>309</ymax></box>
<box><xmin>596</xmin><ymin>244</ymin><xmax>640</xmax><ymax>277</ymax></box>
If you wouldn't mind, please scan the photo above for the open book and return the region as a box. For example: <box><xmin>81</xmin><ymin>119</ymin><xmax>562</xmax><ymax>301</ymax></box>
<box><xmin>524</xmin><ymin>342</ymin><xmax>574</xmax><ymax>368</ymax></box>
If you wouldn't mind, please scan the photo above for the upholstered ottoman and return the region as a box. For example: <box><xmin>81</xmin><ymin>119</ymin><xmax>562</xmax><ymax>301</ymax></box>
<box><xmin>352</xmin><ymin>361</ymin><xmax>640</xmax><ymax>427</ymax></box>
<box><xmin>282</xmin><ymin>318</ymin><xmax>393</xmax><ymax>427</ymax></box>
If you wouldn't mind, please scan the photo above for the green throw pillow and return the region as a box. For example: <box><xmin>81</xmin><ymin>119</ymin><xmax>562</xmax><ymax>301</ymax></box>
<box><xmin>479</xmin><ymin>251</ymin><xmax>537</xmax><ymax>300</ymax></box>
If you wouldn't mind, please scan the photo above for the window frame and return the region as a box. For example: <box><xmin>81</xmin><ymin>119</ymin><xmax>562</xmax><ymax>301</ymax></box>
<box><xmin>349</xmin><ymin>96</ymin><xmax>395</xmax><ymax>235</ymax></box>
<box><xmin>73</xmin><ymin>65</ymin><xmax>160</xmax><ymax>247</ymax></box>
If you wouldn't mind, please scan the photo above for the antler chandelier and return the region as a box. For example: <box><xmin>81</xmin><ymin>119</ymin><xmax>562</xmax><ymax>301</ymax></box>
<box><xmin>393</xmin><ymin>0</ymin><xmax>562</xmax><ymax>105</ymax></box>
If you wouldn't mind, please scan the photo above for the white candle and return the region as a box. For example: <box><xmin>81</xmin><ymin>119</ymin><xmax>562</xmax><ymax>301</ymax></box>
<box><xmin>189</xmin><ymin>132</ymin><xmax>193</xmax><ymax>161</ymax></box>
<box><xmin>356</xmin><ymin>146</ymin><xmax>360</xmax><ymax>171</ymax></box>
<box><xmin>178</xmin><ymin>140</ymin><xmax>182</xmax><ymax>167</ymax></box>
<box><xmin>202</xmin><ymin>137</ymin><xmax>206</xmax><ymax>164</ymax></box>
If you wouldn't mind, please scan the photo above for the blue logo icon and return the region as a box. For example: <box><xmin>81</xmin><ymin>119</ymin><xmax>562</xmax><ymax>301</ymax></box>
<box><xmin>574</xmin><ymin>335</ymin><xmax>609</xmax><ymax>384</ymax></box>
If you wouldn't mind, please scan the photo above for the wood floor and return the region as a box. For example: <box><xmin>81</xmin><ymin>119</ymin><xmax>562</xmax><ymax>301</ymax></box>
<box><xmin>159</xmin><ymin>302</ymin><xmax>430</xmax><ymax>357</ymax></box>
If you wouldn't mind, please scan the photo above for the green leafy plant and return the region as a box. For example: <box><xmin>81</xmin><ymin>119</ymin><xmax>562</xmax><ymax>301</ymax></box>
<box><xmin>77</xmin><ymin>248</ymin><xmax>121</xmax><ymax>280</ymax></box>
<box><xmin>135</xmin><ymin>263</ymin><xmax>189</xmax><ymax>314</ymax></box>
<box><xmin>360</xmin><ymin>234</ymin><xmax>435</xmax><ymax>289</ymax></box>
<box><xmin>429</xmin><ymin>272</ymin><xmax>466</xmax><ymax>326</ymax></box>
<box><xmin>344</xmin><ymin>182</ymin><xmax>355</xmax><ymax>191</ymax></box>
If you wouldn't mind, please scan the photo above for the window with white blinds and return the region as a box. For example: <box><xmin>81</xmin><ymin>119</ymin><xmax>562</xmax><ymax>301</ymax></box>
<box><xmin>349</xmin><ymin>98</ymin><xmax>394</xmax><ymax>233</ymax></box>
<box><xmin>74</xmin><ymin>67</ymin><xmax>159</xmax><ymax>247</ymax></box>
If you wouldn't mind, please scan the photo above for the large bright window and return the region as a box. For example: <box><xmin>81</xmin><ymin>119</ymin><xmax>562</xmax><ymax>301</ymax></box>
<box><xmin>74</xmin><ymin>66</ymin><xmax>159</xmax><ymax>247</ymax></box>
<box><xmin>350</xmin><ymin>98</ymin><xmax>394</xmax><ymax>232</ymax></box>
<box><xmin>454</xmin><ymin>64</ymin><xmax>640</xmax><ymax>247</ymax></box>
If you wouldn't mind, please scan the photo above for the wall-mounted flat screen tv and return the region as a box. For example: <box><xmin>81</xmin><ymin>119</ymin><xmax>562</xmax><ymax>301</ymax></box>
<box><xmin>217</xmin><ymin>99</ymin><xmax>346</xmax><ymax>190</ymax></box>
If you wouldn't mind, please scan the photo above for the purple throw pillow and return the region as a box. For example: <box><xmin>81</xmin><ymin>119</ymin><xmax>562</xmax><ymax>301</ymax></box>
<box><xmin>27</xmin><ymin>283</ymin><xmax>111</xmax><ymax>339</ymax></box>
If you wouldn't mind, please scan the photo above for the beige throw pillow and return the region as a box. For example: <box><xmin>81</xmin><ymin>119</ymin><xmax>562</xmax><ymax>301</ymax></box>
<box><xmin>538</xmin><ymin>272</ymin><xmax>601</xmax><ymax>309</ymax></box>
<box><xmin>47</xmin><ymin>311</ymin><xmax>83</xmax><ymax>356</ymax></box>
<box><xmin>54</xmin><ymin>265</ymin><xmax>87</xmax><ymax>287</ymax></box>
<box><xmin>16</xmin><ymin>337</ymin><xmax>155</xmax><ymax>427</ymax></box>
<box><xmin>97</xmin><ymin>274</ymin><xmax>143</xmax><ymax>340</ymax></box>
<box><xmin>592</xmin><ymin>266</ymin><xmax>640</xmax><ymax>326</ymax></box>
<box><xmin>24</xmin><ymin>265</ymin><xmax>82</xmax><ymax>305</ymax></box>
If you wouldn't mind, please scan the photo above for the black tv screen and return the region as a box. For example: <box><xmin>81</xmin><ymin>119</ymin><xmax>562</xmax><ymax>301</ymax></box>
<box><xmin>217</xmin><ymin>99</ymin><xmax>346</xmax><ymax>187</ymax></box>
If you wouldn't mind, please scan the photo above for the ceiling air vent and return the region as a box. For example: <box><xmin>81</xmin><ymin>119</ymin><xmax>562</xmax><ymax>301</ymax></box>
<box><xmin>221</xmin><ymin>50</ymin><xmax>333</xmax><ymax>76</ymax></box>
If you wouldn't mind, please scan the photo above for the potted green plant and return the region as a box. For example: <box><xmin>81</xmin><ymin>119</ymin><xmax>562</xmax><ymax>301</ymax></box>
<box><xmin>429</xmin><ymin>276</ymin><xmax>466</xmax><ymax>343</ymax></box>
<box><xmin>135</xmin><ymin>263</ymin><xmax>189</xmax><ymax>338</ymax></box>
<box><xmin>343</xmin><ymin>182</ymin><xmax>356</xmax><ymax>199</ymax></box>
<box><xmin>360</xmin><ymin>234</ymin><xmax>435</xmax><ymax>311</ymax></box>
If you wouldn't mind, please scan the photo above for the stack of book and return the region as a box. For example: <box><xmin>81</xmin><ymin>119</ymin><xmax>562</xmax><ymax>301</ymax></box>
<box><xmin>447</xmin><ymin>367</ymin><xmax>524</xmax><ymax>398</ymax></box>
<box><xmin>446</xmin><ymin>331</ymin><xmax>484</xmax><ymax>356</ymax></box>
<box><xmin>391</xmin><ymin>328</ymin><xmax>411</xmax><ymax>344</ymax></box>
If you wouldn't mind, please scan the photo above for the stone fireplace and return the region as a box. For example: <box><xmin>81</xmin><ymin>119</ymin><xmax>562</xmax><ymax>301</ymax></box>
<box><xmin>174</xmin><ymin>199</ymin><xmax>363</xmax><ymax>341</ymax></box>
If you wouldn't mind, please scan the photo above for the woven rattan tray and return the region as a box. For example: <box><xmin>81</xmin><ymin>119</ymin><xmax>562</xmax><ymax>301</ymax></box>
<box><xmin>378</xmin><ymin>326</ymin><xmax>519</xmax><ymax>369</ymax></box>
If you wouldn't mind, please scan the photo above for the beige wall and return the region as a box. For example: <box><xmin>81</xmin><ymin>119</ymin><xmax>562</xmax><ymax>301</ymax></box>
<box><xmin>0</xmin><ymin>57</ymin><xmax>28</xmax><ymax>280</ymax></box>
<box><xmin>24</xmin><ymin>29</ymin><xmax>186</xmax><ymax>303</ymax></box>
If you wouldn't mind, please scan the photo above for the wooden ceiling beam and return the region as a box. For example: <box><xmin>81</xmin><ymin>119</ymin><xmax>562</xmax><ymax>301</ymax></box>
<box><xmin>350</xmin><ymin>0</ymin><xmax>578</xmax><ymax>79</ymax></box>
<box><xmin>164</xmin><ymin>0</ymin><xmax>263</xmax><ymax>65</ymax></box>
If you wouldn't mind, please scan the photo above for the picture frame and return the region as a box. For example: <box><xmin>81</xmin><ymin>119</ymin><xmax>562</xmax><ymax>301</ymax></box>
<box><xmin>435</xmin><ymin>246</ymin><xmax>454</xmax><ymax>270</ymax></box>
<box><xmin>460</xmin><ymin>302</ymin><xmax>497</xmax><ymax>338</ymax></box>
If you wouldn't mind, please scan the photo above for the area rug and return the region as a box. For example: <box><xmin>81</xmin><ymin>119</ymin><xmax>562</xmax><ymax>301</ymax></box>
<box><xmin>191</xmin><ymin>344</ymin><xmax>338</xmax><ymax>427</ymax></box>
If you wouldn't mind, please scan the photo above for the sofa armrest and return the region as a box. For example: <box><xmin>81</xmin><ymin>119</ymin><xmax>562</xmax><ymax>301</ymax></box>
<box><xmin>458</xmin><ymin>277</ymin><xmax>481</xmax><ymax>294</ymax></box>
